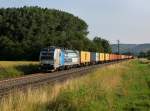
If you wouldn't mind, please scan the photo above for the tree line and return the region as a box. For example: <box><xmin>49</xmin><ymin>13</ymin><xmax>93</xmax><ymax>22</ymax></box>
<box><xmin>0</xmin><ymin>7</ymin><xmax>111</xmax><ymax>60</ymax></box>
<box><xmin>138</xmin><ymin>51</ymin><xmax>150</xmax><ymax>60</ymax></box>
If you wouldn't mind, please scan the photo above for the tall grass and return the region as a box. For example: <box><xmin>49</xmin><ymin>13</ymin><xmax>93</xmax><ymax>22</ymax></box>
<box><xmin>0</xmin><ymin>61</ymin><xmax>39</xmax><ymax>79</ymax></box>
<box><xmin>0</xmin><ymin>60</ymin><xmax>150</xmax><ymax>111</ymax></box>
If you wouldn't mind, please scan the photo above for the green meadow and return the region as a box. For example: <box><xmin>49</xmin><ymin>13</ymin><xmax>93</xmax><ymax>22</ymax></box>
<box><xmin>0</xmin><ymin>59</ymin><xmax>150</xmax><ymax>111</ymax></box>
<box><xmin>0</xmin><ymin>61</ymin><xmax>39</xmax><ymax>79</ymax></box>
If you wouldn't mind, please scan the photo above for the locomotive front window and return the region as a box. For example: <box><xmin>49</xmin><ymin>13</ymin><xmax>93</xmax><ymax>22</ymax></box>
<box><xmin>41</xmin><ymin>53</ymin><xmax>54</xmax><ymax>60</ymax></box>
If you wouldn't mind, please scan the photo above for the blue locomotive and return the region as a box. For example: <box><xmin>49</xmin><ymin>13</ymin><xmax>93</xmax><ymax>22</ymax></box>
<box><xmin>39</xmin><ymin>46</ymin><xmax>80</xmax><ymax>70</ymax></box>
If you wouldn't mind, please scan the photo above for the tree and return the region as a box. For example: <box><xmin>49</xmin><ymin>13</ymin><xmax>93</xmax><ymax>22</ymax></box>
<box><xmin>0</xmin><ymin>7</ymin><xmax>111</xmax><ymax>60</ymax></box>
<box><xmin>0</xmin><ymin>7</ymin><xmax>89</xmax><ymax>60</ymax></box>
<box><xmin>93</xmin><ymin>37</ymin><xmax>112</xmax><ymax>53</ymax></box>
<box><xmin>146</xmin><ymin>50</ymin><xmax>150</xmax><ymax>60</ymax></box>
<box><xmin>138</xmin><ymin>52</ymin><xmax>146</xmax><ymax>58</ymax></box>
<box><xmin>93</xmin><ymin>37</ymin><xmax>104</xmax><ymax>52</ymax></box>
<box><xmin>101</xmin><ymin>38</ymin><xmax>112</xmax><ymax>53</ymax></box>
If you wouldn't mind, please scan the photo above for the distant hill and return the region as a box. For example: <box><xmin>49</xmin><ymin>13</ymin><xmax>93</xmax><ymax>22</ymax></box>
<box><xmin>111</xmin><ymin>43</ymin><xmax>150</xmax><ymax>55</ymax></box>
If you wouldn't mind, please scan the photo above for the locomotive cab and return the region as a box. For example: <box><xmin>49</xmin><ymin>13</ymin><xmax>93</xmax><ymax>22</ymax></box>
<box><xmin>39</xmin><ymin>46</ymin><xmax>64</xmax><ymax>70</ymax></box>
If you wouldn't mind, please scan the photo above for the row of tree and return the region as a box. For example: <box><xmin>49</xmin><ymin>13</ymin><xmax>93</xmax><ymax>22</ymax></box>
<box><xmin>138</xmin><ymin>50</ymin><xmax>150</xmax><ymax>60</ymax></box>
<box><xmin>0</xmin><ymin>7</ymin><xmax>111</xmax><ymax>60</ymax></box>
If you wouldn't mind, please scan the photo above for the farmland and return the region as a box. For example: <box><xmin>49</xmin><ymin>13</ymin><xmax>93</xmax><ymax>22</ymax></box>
<box><xmin>0</xmin><ymin>61</ymin><xmax>39</xmax><ymax>79</ymax></box>
<box><xmin>0</xmin><ymin>59</ymin><xmax>149</xmax><ymax>111</ymax></box>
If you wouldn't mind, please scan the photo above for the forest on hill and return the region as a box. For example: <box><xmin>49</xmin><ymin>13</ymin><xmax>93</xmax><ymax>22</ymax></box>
<box><xmin>0</xmin><ymin>7</ymin><xmax>111</xmax><ymax>60</ymax></box>
<box><xmin>111</xmin><ymin>44</ymin><xmax>150</xmax><ymax>55</ymax></box>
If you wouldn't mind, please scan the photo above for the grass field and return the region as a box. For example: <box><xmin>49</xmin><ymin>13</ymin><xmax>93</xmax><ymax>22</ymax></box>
<box><xmin>0</xmin><ymin>61</ymin><xmax>39</xmax><ymax>79</ymax></box>
<box><xmin>0</xmin><ymin>59</ymin><xmax>150</xmax><ymax>111</ymax></box>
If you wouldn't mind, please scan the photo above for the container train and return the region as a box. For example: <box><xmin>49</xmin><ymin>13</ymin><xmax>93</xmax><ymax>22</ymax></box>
<box><xmin>39</xmin><ymin>46</ymin><xmax>133</xmax><ymax>71</ymax></box>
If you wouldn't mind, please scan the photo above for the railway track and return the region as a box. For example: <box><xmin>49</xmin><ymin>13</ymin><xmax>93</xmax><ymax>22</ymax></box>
<box><xmin>0</xmin><ymin>60</ymin><xmax>126</xmax><ymax>98</ymax></box>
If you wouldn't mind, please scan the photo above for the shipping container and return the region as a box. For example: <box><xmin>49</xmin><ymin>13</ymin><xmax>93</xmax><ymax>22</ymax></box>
<box><xmin>113</xmin><ymin>54</ymin><xmax>116</xmax><ymax>60</ymax></box>
<box><xmin>90</xmin><ymin>52</ymin><xmax>96</xmax><ymax>63</ymax></box>
<box><xmin>99</xmin><ymin>53</ymin><xmax>105</xmax><ymax>61</ymax></box>
<box><xmin>121</xmin><ymin>55</ymin><xmax>125</xmax><ymax>59</ymax></box>
<box><xmin>90</xmin><ymin>52</ymin><xmax>99</xmax><ymax>63</ymax></box>
<box><xmin>118</xmin><ymin>55</ymin><xmax>122</xmax><ymax>60</ymax></box>
<box><xmin>96</xmin><ymin>52</ymin><xmax>100</xmax><ymax>62</ymax></box>
<box><xmin>80</xmin><ymin>51</ymin><xmax>91</xmax><ymax>64</ymax></box>
<box><xmin>114</xmin><ymin>54</ymin><xmax>118</xmax><ymax>60</ymax></box>
<box><xmin>110</xmin><ymin>54</ymin><xmax>115</xmax><ymax>61</ymax></box>
<box><xmin>116</xmin><ymin>54</ymin><xmax>119</xmax><ymax>60</ymax></box>
<box><xmin>105</xmin><ymin>53</ymin><xmax>110</xmax><ymax>61</ymax></box>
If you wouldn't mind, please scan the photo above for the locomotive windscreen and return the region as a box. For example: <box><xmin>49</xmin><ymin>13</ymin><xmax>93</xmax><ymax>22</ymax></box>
<box><xmin>41</xmin><ymin>52</ymin><xmax>54</xmax><ymax>60</ymax></box>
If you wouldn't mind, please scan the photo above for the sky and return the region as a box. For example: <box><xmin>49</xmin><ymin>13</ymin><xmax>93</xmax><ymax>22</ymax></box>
<box><xmin>0</xmin><ymin>0</ymin><xmax>150</xmax><ymax>44</ymax></box>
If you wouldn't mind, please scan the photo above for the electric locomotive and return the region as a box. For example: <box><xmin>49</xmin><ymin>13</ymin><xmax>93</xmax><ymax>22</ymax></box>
<box><xmin>39</xmin><ymin>46</ymin><xmax>80</xmax><ymax>71</ymax></box>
